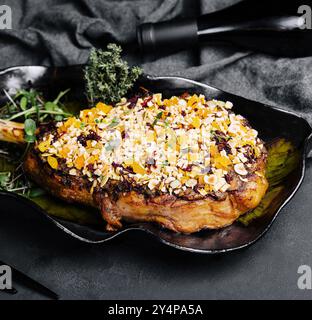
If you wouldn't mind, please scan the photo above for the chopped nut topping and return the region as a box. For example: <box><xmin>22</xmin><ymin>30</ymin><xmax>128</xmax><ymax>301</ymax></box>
<box><xmin>35</xmin><ymin>93</ymin><xmax>264</xmax><ymax>195</ymax></box>
<box><xmin>234</xmin><ymin>163</ymin><xmax>248</xmax><ymax>176</ymax></box>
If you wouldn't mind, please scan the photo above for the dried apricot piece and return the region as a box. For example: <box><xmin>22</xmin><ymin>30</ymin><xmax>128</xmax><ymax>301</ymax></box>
<box><xmin>47</xmin><ymin>156</ymin><xmax>58</xmax><ymax>169</ymax></box>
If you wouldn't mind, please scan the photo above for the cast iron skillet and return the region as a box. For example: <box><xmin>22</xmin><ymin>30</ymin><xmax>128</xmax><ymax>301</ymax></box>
<box><xmin>0</xmin><ymin>65</ymin><xmax>311</xmax><ymax>253</ymax></box>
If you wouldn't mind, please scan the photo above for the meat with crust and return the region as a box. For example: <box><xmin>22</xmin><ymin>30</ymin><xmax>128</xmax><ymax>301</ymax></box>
<box><xmin>24</xmin><ymin>147</ymin><xmax>268</xmax><ymax>233</ymax></box>
<box><xmin>23</xmin><ymin>93</ymin><xmax>269</xmax><ymax>233</ymax></box>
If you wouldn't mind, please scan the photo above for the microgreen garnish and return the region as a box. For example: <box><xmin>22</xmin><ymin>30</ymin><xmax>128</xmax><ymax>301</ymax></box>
<box><xmin>1</xmin><ymin>88</ymin><xmax>71</xmax><ymax>123</ymax></box>
<box><xmin>0</xmin><ymin>88</ymin><xmax>71</xmax><ymax>197</ymax></box>
<box><xmin>24</xmin><ymin>119</ymin><xmax>36</xmax><ymax>143</ymax></box>
<box><xmin>0</xmin><ymin>164</ymin><xmax>45</xmax><ymax>197</ymax></box>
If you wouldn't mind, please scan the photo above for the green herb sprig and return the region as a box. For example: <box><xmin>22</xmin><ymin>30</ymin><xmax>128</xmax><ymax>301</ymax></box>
<box><xmin>1</xmin><ymin>88</ymin><xmax>72</xmax><ymax>143</ymax></box>
<box><xmin>0</xmin><ymin>88</ymin><xmax>72</xmax><ymax>196</ymax></box>
<box><xmin>84</xmin><ymin>43</ymin><xmax>143</xmax><ymax>105</ymax></box>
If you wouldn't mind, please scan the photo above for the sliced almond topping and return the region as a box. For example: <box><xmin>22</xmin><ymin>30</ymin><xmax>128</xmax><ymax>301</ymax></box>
<box><xmin>234</xmin><ymin>163</ymin><xmax>248</xmax><ymax>176</ymax></box>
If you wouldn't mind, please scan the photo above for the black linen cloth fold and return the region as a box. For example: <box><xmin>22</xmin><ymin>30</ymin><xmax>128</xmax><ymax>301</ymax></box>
<box><xmin>1</xmin><ymin>0</ymin><xmax>312</xmax><ymax>125</ymax></box>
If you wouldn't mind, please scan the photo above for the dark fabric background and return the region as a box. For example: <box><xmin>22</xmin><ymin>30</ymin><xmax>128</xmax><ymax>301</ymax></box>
<box><xmin>1</xmin><ymin>0</ymin><xmax>312</xmax><ymax>124</ymax></box>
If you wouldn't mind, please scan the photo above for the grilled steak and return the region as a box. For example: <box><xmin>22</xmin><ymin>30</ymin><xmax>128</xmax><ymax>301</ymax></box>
<box><xmin>23</xmin><ymin>93</ymin><xmax>268</xmax><ymax>233</ymax></box>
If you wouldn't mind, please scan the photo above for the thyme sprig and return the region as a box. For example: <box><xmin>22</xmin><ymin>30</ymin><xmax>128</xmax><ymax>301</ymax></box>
<box><xmin>84</xmin><ymin>43</ymin><xmax>143</xmax><ymax>105</ymax></box>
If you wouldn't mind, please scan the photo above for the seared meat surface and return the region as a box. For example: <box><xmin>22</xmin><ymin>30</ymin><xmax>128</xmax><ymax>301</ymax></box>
<box><xmin>24</xmin><ymin>93</ymin><xmax>268</xmax><ymax>233</ymax></box>
<box><xmin>24</xmin><ymin>148</ymin><xmax>267</xmax><ymax>233</ymax></box>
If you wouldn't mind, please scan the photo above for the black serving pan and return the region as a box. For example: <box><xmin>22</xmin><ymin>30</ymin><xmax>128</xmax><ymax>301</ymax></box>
<box><xmin>0</xmin><ymin>65</ymin><xmax>311</xmax><ymax>253</ymax></box>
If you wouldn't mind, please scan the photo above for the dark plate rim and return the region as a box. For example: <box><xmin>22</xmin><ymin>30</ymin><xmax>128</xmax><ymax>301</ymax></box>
<box><xmin>0</xmin><ymin>68</ymin><xmax>311</xmax><ymax>254</ymax></box>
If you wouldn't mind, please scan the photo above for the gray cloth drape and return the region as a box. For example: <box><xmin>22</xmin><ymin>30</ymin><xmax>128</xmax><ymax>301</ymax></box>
<box><xmin>1</xmin><ymin>0</ymin><xmax>312</xmax><ymax>124</ymax></box>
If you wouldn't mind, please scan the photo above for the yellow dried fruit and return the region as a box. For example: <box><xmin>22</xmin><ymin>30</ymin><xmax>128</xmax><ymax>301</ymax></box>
<box><xmin>87</xmin><ymin>155</ymin><xmax>98</xmax><ymax>165</ymax></box>
<box><xmin>210</xmin><ymin>144</ymin><xmax>218</xmax><ymax>157</ymax></box>
<box><xmin>59</xmin><ymin>117</ymin><xmax>80</xmax><ymax>132</ymax></box>
<box><xmin>214</xmin><ymin>155</ymin><xmax>232</xmax><ymax>169</ymax></box>
<box><xmin>73</xmin><ymin>123</ymin><xmax>80</xmax><ymax>131</ymax></box>
<box><xmin>187</xmin><ymin>95</ymin><xmax>199</xmax><ymax>107</ymax></box>
<box><xmin>74</xmin><ymin>155</ymin><xmax>85</xmax><ymax>170</ymax></box>
<box><xmin>118</xmin><ymin>125</ymin><xmax>125</xmax><ymax>134</ymax></box>
<box><xmin>80</xmin><ymin>109</ymin><xmax>93</xmax><ymax>123</ymax></box>
<box><xmin>198</xmin><ymin>108</ymin><xmax>210</xmax><ymax>118</ymax></box>
<box><xmin>180</xmin><ymin>176</ymin><xmax>188</xmax><ymax>184</ymax></box>
<box><xmin>198</xmin><ymin>175</ymin><xmax>205</xmax><ymax>185</ymax></box>
<box><xmin>64</xmin><ymin>117</ymin><xmax>76</xmax><ymax>128</ymax></box>
<box><xmin>132</xmin><ymin>162</ymin><xmax>147</xmax><ymax>175</ymax></box>
<box><xmin>204</xmin><ymin>183</ymin><xmax>214</xmax><ymax>192</ymax></box>
<box><xmin>211</xmin><ymin>122</ymin><xmax>220</xmax><ymax>130</ymax></box>
<box><xmin>38</xmin><ymin>140</ymin><xmax>51</xmax><ymax>152</ymax></box>
<box><xmin>80</xmin><ymin>109</ymin><xmax>91</xmax><ymax>118</ymax></box>
<box><xmin>96</xmin><ymin>102</ymin><xmax>112</xmax><ymax>114</ymax></box>
<box><xmin>243</xmin><ymin>139</ymin><xmax>256</xmax><ymax>146</ymax></box>
<box><xmin>199</xmin><ymin>96</ymin><xmax>205</xmax><ymax>105</ymax></box>
<box><xmin>59</xmin><ymin>146</ymin><xmax>70</xmax><ymax>158</ymax></box>
<box><xmin>191</xmin><ymin>116</ymin><xmax>201</xmax><ymax>128</ymax></box>
<box><xmin>164</xmin><ymin>96</ymin><xmax>179</xmax><ymax>107</ymax></box>
<box><xmin>47</xmin><ymin>156</ymin><xmax>58</xmax><ymax>170</ymax></box>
